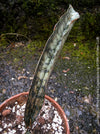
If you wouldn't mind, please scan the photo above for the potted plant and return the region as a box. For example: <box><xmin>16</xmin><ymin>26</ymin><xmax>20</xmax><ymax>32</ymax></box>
<box><xmin>0</xmin><ymin>5</ymin><xmax>80</xmax><ymax>134</ymax></box>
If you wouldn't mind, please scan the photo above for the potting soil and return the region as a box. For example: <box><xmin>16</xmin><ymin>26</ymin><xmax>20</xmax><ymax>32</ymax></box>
<box><xmin>0</xmin><ymin>97</ymin><xmax>66</xmax><ymax>134</ymax></box>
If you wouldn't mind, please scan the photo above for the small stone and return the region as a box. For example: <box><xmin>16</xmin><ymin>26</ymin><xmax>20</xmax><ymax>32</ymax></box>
<box><xmin>29</xmin><ymin>77</ymin><xmax>33</xmax><ymax>80</ymax></box>
<box><xmin>8</xmin><ymin>123</ymin><xmax>12</xmax><ymax>127</ymax></box>
<box><xmin>22</xmin><ymin>121</ymin><xmax>25</xmax><ymax>126</ymax></box>
<box><xmin>0</xmin><ymin>128</ymin><xmax>3</xmax><ymax>132</ymax></box>
<box><xmin>4</xmin><ymin>123</ymin><xmax>7</xmax><ymax>128</ymax></box>
<box><xmin>64</xmin><ymin>74</ymin><xmax>67</xmax><ymax>76</ymax></box>
<box><xmin>55</xmin><ymin>97</ymin><xmax>58</xmax><ymax>101</ymax></box>
<box><xmin>8</xmin><ymin>128</ymin><xmax>11</xmax><ymax>131</ymax></box>
<box><xmin>16</xmin><ymin>110</ymin><xmax>20</xmax><ymax>115</ymax></box>
<box><xmin>15</xmin><ymin>101</ymin><xmax>18</xmax><ymax>104</ymax></box>
<box><xmin>22</xmin><ymin>126</ymin><xmax>25</xmax><ymax>130</ymax></box>
<box><xmin>2</xmin><ymin>109</ymin><xmax>11</xmax><ymax>116</ymax></box>
<box><xmin>18</xmin><ymin>124</ymin><xmax>21</xmax><ymax>128</ymax></box>
<box><xmin>23</xmin><ymin>68</ymin><xmax>26</xmax><ymax>72</ymax></box>
<box><xmin>27</xmin><ymin>71</ymin><xmax>30</xmax><ymax>74</ymax></box>
<box><xmin>20</xmin><ymin>128</ymin><xmax>23</xmax><ymax>131</ymax></box>
<box><xmin>12</xmin><ymin>130</ymin><xmax>16</xmax><ymax>133</ymax></box>
<box><xmin>11</xmin><ymin>78</ymin><xmax>15</xmax><ymax>80</ymax></box>
<box><xmin>12</xmin><ymin>106</ymin><xmax>16</xmax><ymax>112</ymax></box>
<box><xmin>21</xmin><ymin>104</ymin><xmax>26</xmax><ymax>109</ymax></box>
<box><xmin>17</xmin><ymin>105</ymin><xmax>20</xmax><ymax>109</ymax></box>
<box><xmin>65</xmin><ymin>109</ymin><xmax>70</xmax><ymax>116</ymax></box>
<box><xmin>2</xmin><ymin>89</ymin><xmax>6</xmax><ymax>94</ymax></box>
<box><xmin>74</xmin><ymin>43</ymin><xmax>76</xmax><ymax>46</ymax></box>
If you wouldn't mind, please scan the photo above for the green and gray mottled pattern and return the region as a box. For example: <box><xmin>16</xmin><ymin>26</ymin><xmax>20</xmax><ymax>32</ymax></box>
<box><xmin>24</xmin><ymin>5</ymin><xmax>80</xmax><ymax>127</ymax></box>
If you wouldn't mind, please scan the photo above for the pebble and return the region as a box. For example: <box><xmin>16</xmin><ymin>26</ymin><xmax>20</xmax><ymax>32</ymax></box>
<box><xmin>55</xmin><ymin>97</ymin><xmax>58</xmax><ymax>101</ymax></box>
<box><xmin>29</xmin><ymin>77</ymin><xmax>33</xmax><ymax>80</ymax></box>
<box><xmin>11</xmin><ymin>78</ymin><xmax>15</xmax><ymax>80</ymax></box>
<box><xmin>0</xmin><ymin>128</ymin><xmax>3</xmax><ymax>132</ymax></box>
<box><xmin>4</xmin><ymin>123</ymin><xmax>7</xmax><ymax>128</ymax></box>
<box><xmin>17</xmin><ymin>105</ymin><xmax>20</xmax><ymax>109</ymax></box>
<box><xmin>12</xmin><ymin>106</ymin><xmax>16</xmax><ymax>112</ymax></box>
<box><xmin>2</xmin><ymin>89</ymin><xmax>6</xmax><ymax>94</ymax></box>
<box><xmin>21</xmin><ymin>104</ymin><xmax>26</xmax><ymax>109</ymax></box>
<box><xmin>18</xmin><ymin>125</ymin><xmax>21</xmax><ymax>128</ymax></box>
<box><xmin>8</xmin><ymin>123</ymin><xmax>12</xmax><ymax>127</ymax></box>
<box><xmin>27</xmin><ymin>71</ymin><xmax>30</xmax><ymax>74</ymax></box>
<box><xmin>15</xmin><ymin>101</ymin><xmax>18</xmax><ymax>104</ymax></box>
<box><xmin>65</xmin><ymin>109</ymin><xmax>70</xmax><ymax>116</ymax></box>
<box><xmin>16</xmin><ymin>110</ymin><xmax>20</xmax><ymax>116</ymax></box>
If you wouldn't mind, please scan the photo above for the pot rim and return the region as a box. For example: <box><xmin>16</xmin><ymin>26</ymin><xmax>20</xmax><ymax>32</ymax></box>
<box><xmin>0</xmin><ymin>92</ymin><xmax>70</xmax><ymax>134</ymax></box>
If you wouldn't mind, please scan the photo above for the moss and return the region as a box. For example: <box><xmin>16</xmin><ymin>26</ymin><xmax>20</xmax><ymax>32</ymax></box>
<box><xmin>0</xmin><ymin>37</ymin><xmax>7</xmax><ymax>48</ymax></box>
<box><xmin>0</xmin><ymin>36</ymin><xmax>9</xmax><ymax>50</ymax></box>
<box><xmin>81</xmin><ymin>12</ymin><xmax>100</xmax><ymax>39</ymax></box>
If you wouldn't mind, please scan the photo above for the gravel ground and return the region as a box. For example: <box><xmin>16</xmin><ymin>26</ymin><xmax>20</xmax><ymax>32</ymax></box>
<box><xmin>0</xmin><ymin>50</ymin><xmax>100</xmax><ymax>134</ymax></box>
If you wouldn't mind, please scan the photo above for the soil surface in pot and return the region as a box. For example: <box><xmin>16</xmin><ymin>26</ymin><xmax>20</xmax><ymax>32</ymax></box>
<box><xmin>0</xmin><ymin>95</ymin><xmax>66</xmax><ymax>134</ymax></box>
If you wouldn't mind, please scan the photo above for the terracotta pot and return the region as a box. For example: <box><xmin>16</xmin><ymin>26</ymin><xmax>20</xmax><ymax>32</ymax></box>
<box><xmin>0</xmin><ymin>92</ymin><xmax>70</xmax><ymax>134</ymax></box>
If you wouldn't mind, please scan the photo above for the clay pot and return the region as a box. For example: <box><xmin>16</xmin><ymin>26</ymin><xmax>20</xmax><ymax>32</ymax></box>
<box><xmin>0</xmin><ymin>92</ymin><xmax>70</xmax><ymax>134</ymax></box>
